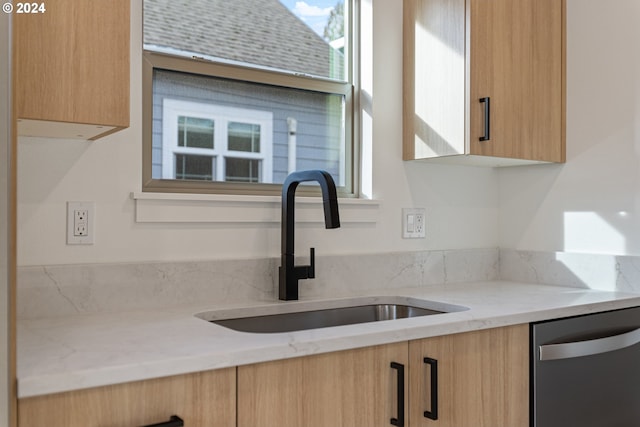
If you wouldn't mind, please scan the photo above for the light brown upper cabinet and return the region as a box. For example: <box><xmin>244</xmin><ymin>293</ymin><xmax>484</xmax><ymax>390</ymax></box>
<box><xmin>13</xmin><ymin>0</ymin><xmax>130</xmax><ymax>140</ymax></box>
<box><xmin>403</xmin><ymin>0</ymin><xmax>565</xmax><ymax>166</ymax></box>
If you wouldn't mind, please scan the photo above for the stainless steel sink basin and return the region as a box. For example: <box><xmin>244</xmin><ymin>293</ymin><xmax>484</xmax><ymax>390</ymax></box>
<box><xmin>196</xmin><ymin>296</ymin><xmax>468</xmax><ymax>333</ymax></box>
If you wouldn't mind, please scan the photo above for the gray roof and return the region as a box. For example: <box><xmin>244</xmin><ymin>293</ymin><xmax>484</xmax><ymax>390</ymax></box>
<box><xmin>143</xmin><ymin>0</ymin><xmax>343</xmax><ymax>79</ymax></box>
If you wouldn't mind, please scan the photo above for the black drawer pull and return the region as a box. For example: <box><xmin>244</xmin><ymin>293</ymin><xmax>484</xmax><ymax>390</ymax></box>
<box><xmin>390</xmin><ymin>361</ymin><xmax>405</xmax><ymax>426</ymax></box>
<box><xmin>479</xmin><ymin>97</ymin><xmax>491</xmax><ymax>141</ymax></box>
<box><xmin>423</xmin><ymin>357</ymin><xmax>439</xmax><ymax>420</ymax></box>
<box><xmin>142</xmin><ymin>415</ymin><xmax>184</xmax><ymax>427</ymax></box>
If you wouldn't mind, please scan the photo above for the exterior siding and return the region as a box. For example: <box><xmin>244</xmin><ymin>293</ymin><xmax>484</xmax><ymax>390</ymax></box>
<box><xmin>152</xmin><ymin>69</ymin><xmax>343</xmax><ymax>184</ymax></box>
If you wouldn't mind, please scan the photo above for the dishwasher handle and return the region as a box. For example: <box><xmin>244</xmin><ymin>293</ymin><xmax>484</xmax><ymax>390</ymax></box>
<box><xmin>539</xmin><ymin>327</ymin><xmax>640</xmax><ymax>361</ymax></box>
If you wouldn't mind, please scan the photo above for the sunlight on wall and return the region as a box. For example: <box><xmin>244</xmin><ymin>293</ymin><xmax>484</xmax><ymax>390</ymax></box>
<box><xmin>563</xmin><ymin>211</ymin><xmax>625</xmax><ymax>254</ymax></box>
<box><xmin>413</xmin><ymin>22</ymin><xmax>464</xmax><ymax>157</ymax></box>
<box><xmin>560</xmin><ymin>212</ymin><xmax>623</xmax><ymax>290</ymax></box>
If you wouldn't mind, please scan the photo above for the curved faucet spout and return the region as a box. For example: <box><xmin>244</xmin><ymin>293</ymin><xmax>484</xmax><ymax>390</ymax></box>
<box><xmin>280</xmin><ymin>170</ymin><xmax>341</xmax><ymax>301</ymax></box>
<box><xmin>282</xmin><ymin>170</ymin><xmax>340</xmax><ymax>230</ymax></box>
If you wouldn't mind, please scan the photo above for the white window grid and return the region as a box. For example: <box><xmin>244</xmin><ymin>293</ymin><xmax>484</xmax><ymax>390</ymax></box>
<box><xmin>162</xmin><ymin>99</ymin><xmax>274</xmax><ymax>183</ymax></box>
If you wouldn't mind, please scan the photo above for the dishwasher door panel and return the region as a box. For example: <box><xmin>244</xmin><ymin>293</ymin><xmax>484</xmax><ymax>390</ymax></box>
<box><xmin>532</xmin><ymin>306</ymin><xmax>640</xmax><ymax>427</ymax></box>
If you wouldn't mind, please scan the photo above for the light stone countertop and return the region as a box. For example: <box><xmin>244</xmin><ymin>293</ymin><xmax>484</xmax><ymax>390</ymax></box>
<box><xmin>17</xmin><ymin>281</ymin><xmax>640</xmax><ymax>398</ymax></box>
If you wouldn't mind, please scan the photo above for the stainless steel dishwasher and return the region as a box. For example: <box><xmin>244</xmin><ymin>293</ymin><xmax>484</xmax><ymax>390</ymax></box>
<box><xmin>531</xmin><ymin>306</ymin><xmax>640</xmax><ymax>427</ymax></box>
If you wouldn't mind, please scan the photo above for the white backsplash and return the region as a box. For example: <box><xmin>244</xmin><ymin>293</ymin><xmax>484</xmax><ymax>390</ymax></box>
<box><xmin>17</xmin><ymin>248</ymin><xmax>499</xmax><ymax>319</ymax></box>
<box><xmin>19</xmin><ymin>247</ymin><xmax>640</xmax><ymax>319</ymax></box>
<box><xmin>500</xmin><ymin>249</ymin><xmax>640</xmax><ymax>293</ymax></box>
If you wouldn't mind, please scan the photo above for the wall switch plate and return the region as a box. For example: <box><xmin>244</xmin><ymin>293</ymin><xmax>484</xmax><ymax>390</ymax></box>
<box><xmin>67</xmin><ymin>201</ymin><xmax>94</xmax><ymax>244</ymax></box>
<box><xmin>402</xmin><ymin>208</ymin><xmax>426</xmax><ymax>239</ymax></box>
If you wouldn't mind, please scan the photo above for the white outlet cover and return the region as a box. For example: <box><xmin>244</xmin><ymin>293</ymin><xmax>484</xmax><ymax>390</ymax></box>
<box><xmin>67</xmin><ymin>201</ymin><xmax>95</xmax><ymax>245</ymax></box>
<box><xmin>402</xmin><ymin>208</ymin><xmax>426</xmax><ymax>239</ymax></box>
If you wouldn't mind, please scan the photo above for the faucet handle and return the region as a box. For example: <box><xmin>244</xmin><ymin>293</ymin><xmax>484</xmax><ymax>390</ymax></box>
<box><xmin>308</xmin><ymin>247</ymin><xmax>315</xmax><ymax>279</ymax></box>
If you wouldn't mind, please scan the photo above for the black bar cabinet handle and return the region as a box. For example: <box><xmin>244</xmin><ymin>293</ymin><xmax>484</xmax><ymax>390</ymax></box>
<box><xmin>390</xmin><ymin>362</ymin><xmax>405</xmax><ymax>427</ymax></box>
<box><xmin>141</xmin><ymin>415</ymin><xmax>184</xmax><ymax>427</ymax></box>
<box><xmin>479</xmin><ymin>97</ymin><xmax>490</xmax><ymax>141</ymax></box>
<box><xmin>423</xmin><ymin>357</ymin><xmax>439</xmax><ymax>420</ymax></box>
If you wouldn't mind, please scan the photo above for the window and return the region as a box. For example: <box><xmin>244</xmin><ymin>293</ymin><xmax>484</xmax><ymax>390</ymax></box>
<box><xmin>161</xmin><ymin>99</ymin><xmax>273</xmax><ymax>183</ymax></box>
<box><xmin>142</xmin><ymin>0</ymin><xmax>358</xmax><ymax>196</ymax></box>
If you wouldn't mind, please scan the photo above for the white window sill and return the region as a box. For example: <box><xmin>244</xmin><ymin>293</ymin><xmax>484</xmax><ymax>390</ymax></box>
<box><xmin>131</xmin><ymin>192</ymin><xmax>381</xmax><ymax>224</ymax></box>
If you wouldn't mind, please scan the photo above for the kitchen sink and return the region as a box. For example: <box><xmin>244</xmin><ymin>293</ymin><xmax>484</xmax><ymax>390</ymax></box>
<box><xmin>196</xmin><ymin>296</ymin><xmax>468</xmax><ymax>333</ymax></box>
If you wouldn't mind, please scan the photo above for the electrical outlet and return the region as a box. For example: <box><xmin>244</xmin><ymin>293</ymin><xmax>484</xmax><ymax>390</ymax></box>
<box><xmin>74</xmin><ymin>209</ymin><xmax>88</xmax><ymax>236</ymax></box>
<box><xmin>402</xmin><ymin>208</ymin><xmax>426</xmax><ymax>239</ymax></box>
<box><xmin>67</xmin><ymin>202</ymin><xmax>94</xmax><ymax>244</ymax></box>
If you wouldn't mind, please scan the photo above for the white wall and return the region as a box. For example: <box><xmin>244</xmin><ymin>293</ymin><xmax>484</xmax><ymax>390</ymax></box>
<box><xmin>499</xmin><ymin>0</ymin><xmax>640</xmax><ymax>256</ymax></box>
<box><xmin>20</xmin><ymin>2</ymin><xmax>639</xmax><ymax>264</ymax></box>
<box><xmin>17</xmin><ymin>0</ymin><xmax>499</xmax><ymax>266</ymax></box>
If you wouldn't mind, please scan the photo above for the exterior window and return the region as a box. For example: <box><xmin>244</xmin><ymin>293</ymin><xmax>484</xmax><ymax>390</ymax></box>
<box><xmin>228</xmin><ymin>122</ymin><xmax>260</xmax><ymax>153</ymax></box>
<box><xmin>160</xmin><ymin>99</ymin><xmax>273</xmax><ymax>183</ymax></box>
<box><xmin>143</xmin><ymin>0</ymin><xmax>357</xmax><ymax>196</ymax></box>
<box><xmin>178</xmin><ymin>117</ymin><xmax>214</xmax><ymax>149</ymax></box>
<box><xmin>175</xmin><ymin>154</ymin><xmax>214</xmax><ymax>181</ymax></box>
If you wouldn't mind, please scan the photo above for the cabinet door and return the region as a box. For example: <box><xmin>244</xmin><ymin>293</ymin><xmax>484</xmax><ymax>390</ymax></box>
<box><xmin>409</xmin><ymin>324</ymin><xmax>529</xmax><ymax>427</ymax></box>
<box><xmin>18</xmin><ymin>368</ymin><xmax>235</xmax><ymax>427</ymax></box>
<box><xmin>403</xmin><ymin>0</ymin><xmax>467</xmax><ymax>160</ymax></box>
<box><xmin>238</xmin><ymin>342</ymin><xmax>408</xmax><ymax>427</ymax></box>
<box><xmin>469</xmin><ymin>0</ymin><xmax>564</xmax><ymax>162</ymax></box>
<box><xmin>13</xmin><ymin>0</ymin><xmax>130</xmax><ymax>139</ymax></box>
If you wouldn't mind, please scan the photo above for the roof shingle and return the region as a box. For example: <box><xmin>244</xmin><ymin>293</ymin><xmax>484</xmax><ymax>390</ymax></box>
<box><xmin>143</xmin><ymin>0</ymin><xmax>343</xmax><ymax>78</ymax></box>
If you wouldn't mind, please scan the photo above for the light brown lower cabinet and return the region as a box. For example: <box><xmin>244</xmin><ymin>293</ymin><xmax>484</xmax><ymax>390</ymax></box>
<box><xmin>17</xmin><ymin>368</ymin><xmax>235</xmax><ymax>427</ymax></box>
<box><xmin>238</xmin><ymin>324</ymin><xmax>529</xmax><ymax>427</ymax></box>
<box><xmin>237</xmin><ymin>342</ymin><xmax>408</xmax><ymax>427</ymax></box>
<box><xmin>409</xmin><ymin>324</ymin><xmax>529</xmax><ymax>427</ymax></box>
<box><xmin>17</xmin><ymin>325</ymin><xmax>528</xmax><ymax>427</ymax></box>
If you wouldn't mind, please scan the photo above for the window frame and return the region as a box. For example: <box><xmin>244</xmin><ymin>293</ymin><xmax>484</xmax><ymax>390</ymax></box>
<box><xmin>142</xmin><ymin>0</ymin><xmax>360</xmax><ymax>198</ymax></box>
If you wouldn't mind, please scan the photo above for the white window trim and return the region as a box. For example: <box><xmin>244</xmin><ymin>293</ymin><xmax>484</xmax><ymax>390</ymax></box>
<box><xmin>161</xmin><ymin>99</ymin><xmax>274</xmax><ymax>183</ymax></box>
<box><xmin>131</xmin><ymin>192</ymin><xmax>381</xmax><ymax>224</ymax></box>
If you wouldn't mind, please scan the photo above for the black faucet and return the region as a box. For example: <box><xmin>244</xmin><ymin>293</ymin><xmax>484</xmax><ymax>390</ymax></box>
<box><xmin>279</xmin><ymin>170</ymin><xmax>340</xmax><ymax>300</ymax></box>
